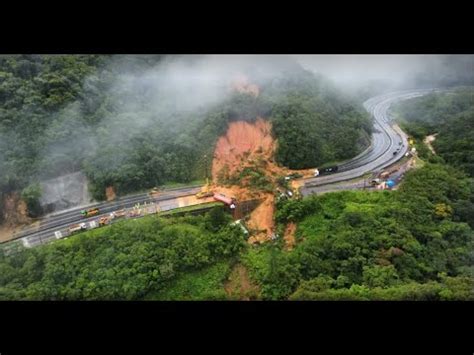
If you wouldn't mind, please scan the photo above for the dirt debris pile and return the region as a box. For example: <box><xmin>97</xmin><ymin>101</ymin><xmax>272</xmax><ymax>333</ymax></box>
<box><xmin>0</xmin><ymin>192</ymin><xmax>32</xmax><ymax>242</ymax></box>
<box><xmin>210</xmin><ymin>116</ymin><xmax>313</xmax><ymax>245</ymax></box>
<box><xmin>283</xmin><ymin>222</ymin><xmax>297</xmax><ymax>250</ymax></box>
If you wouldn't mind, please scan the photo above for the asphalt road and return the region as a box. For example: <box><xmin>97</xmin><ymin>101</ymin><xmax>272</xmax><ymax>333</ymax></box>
<box><xmin>2</xmin><ymin>88</ymin><xmax>438</xmax><ymax>249</ymax></box>
<box><xmin>10</xmin><ymin>186</ymin><xmax>201</xmax><ymax>247</ymax></box>
<box><xmin>300</xmin><ymin>89</ymin><xmax>436</xmax><ymax>196</ymax></box>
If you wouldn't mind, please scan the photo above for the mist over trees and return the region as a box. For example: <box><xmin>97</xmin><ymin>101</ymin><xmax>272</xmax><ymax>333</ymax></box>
<box><xmin>1</xmin><ymin>55</ymin><xmax>472</xmax><ymax>218</ymax></box>
<box><xmin>0</xmin><ymin>55</ymin><xmax>372</xmax><ymax>209</ymax></box>
<box><xmin>296</xmin><ymin>55</ymin><xmax>474</xmax><ymax>100</ymax></box>
<box><xmin>0</xmin><ymin>56</ymin><xmax>473</xmax><ymax>300</ymax></box>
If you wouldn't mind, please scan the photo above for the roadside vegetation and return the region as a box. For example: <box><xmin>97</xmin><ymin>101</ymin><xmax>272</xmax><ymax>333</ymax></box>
<box><xmin>391</xmin><ymin>87</ymin><xmax>474</xmax><ymax>176</ymax></box>
<box><xmin>233</xmin><ymin>89</ymin><xmax>474</xmax><ymax>300</ymax></box>
<box><xmin>242</xmin><ymin>164</ymin><xmax>474</xmax><ymax>300</ymax></box>
<box><xmin>0</xmin><ymin>207</ymin><xmax>245</xmax><ymax>300</ymax></box>
<box><xmin>1</xmin><ymin>59</ymin><xmax>472</xmax><ymax>301</ymax></box>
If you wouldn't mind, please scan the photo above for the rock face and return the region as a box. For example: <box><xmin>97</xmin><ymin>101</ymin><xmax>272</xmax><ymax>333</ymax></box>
<box><xmin>39</xmin><ymin>171</ymin><xmax>92</xmax><ymax>214</ymax></box>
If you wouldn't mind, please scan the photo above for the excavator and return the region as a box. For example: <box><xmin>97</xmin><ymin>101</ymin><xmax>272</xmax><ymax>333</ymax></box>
<box><xmin>196</xmin><ymin>178</ymin><xmax>214</xmax><ymax>199</ymax></box>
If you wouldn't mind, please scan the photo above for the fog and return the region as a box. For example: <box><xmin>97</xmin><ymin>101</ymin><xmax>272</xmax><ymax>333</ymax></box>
<box><xmin>294</xmin><ymin>54</ymin><xmax>474</xmax><ymax>93</ymax></box>
<box><xmin>2</xmin><ymin>54</ymin><xmax>473</xmax><ymax>211</ymax></box>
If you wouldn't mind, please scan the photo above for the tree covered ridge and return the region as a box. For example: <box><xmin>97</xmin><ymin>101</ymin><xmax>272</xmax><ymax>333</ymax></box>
<box><xmin>242</xmin><ymin>163</ymin><xmax>474</xmax><ymax>300</ymax></box>
<box><xmin>1</xmin><ymin>163</ymin><xmax>472</xmax><ymax>300</ymax></box>
<box><xmin>392</xmin><ymin>88</ymin><xmax>474</xmax><ymax>177</ymax></box>
<box><xmin>0</xmin><ymin>55</ymin><xmax>371</xmax><ymax>212</ymax></box>
<box><xmin>0</xmin><ymin>207</ymin><xmax>244</xmax><ymax>300</ymax></box>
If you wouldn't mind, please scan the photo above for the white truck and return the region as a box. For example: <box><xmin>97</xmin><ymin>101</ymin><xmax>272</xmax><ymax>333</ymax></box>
<box><xmin>69</xmin><ymin>223</ymin><xmax>87</xmax><ymax>233</ymax></box>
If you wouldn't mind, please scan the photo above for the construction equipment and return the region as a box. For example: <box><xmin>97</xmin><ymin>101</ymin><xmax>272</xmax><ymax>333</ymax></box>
<box><xmin>196</xmin><ymin>178</ymin><xmax>214</xmax><ymax>199</ymax></box>
<box><xmin>80</xmin><ymin>208</ymin><xmax>99</xmax><ymax>218</ymax></box>
<box><xmin>99</xmin><ymin>216</ymin><xmax>111</xmax><ymax>226</ymax></box>
<box><xmin>69</xmin><ymin>223</ymin><xmax>87</xmax><ymax>233</ymax></box>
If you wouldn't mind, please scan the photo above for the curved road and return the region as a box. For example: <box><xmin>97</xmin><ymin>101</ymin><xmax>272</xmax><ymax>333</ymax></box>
<box><xmin>2</xmin><ymin>89</ymin><xmax>437</xmax><ymax>250</ymax></box>
<box><xmin>300</xmin><ymin>89</ymin><xmax>438</xmax><ymax>195</ymax></box>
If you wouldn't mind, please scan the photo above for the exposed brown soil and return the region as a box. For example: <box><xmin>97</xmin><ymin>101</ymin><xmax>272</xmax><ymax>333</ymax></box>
<box><xmin>247</xmin><ymin>194</ymin><xmax>275</xmax><ymax>244</ymax></box>
<box><xmin>212</xmin><ymin>118</ymin><xmax>274</xmax><ymax>179</ymax></box>
<box><xmin>209</xmin><ymin>77</ymin><xmax>316</xmax><ymax>245</ymax></box>
<box><xmin>211</xmin><ymin>118</ymin><xmax>277</xmax><ymax>243</ymax></box>
<box><xmin>105</xmin><ymin>186</ymin><xmax>116</xmax><ymax>201</ymax></box>
<box><xmin>210</xmin><ymin>116</ymin><xmax>315</xmax><ymax>244</ymax></box>
<box><xmin>224</xmin><ymin>264</ymin><xmax>260</xmax><ymax>300</ymax></box>
<box><xmin>0</xmin><ymin>192</ymin><xmax>32</xmax><ymax>242</ymax></box>
<box><xmin>283</xmin><ymin>222</ymin><xmax>297</xmax><ymax>250</ymax></box>
<box><xmin>0</xmin><ymin>225</ymin><xmax>16</xmax><ymax>243</ymax></box>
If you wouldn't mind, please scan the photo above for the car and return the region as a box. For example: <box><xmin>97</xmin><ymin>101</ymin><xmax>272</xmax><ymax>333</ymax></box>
<box><xmin>393</xmin><ymin>151</ymin><xmax>398</xmax><ymax>155</ymax></box>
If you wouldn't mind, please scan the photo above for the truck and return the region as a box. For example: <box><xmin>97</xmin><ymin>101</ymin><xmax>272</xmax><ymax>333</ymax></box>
<box><xmin>111</xmin><ymin>209</ymin><xmax>127</xmax><ymax>219</ymax></box>
<box><xmin>81</xmin><ymin>208</ymin><xmax>99</xmax><ymax>218</ymax></box>
<box><xmin>69</xmin><ymin>223</ymin><xmax>87</xmax><ymax>233</ymax></box>
<box><xmin>319</xmin><ymin>166</ymin><xmax>339</xmax><ymax>175</ymax></box>
<box><xmin>213</xmin><ymin>193</ymin><xmax>236</xmax><ymax>209</ymax></box>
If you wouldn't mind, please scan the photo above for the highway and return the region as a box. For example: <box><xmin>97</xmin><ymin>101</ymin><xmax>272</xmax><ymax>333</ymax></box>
<box><xmin>1</xmin><ymin>89</ymin><xmax>436</xmax><ymax>250</ymax></box>
<box><xmin>300</xmin><ymin>89</ymin><xmax>436</xmax><ymax>196</ymax></box>
<box><xmin>8</xmin><ymin>186</ymin><xmax>201</xmax><ymax>248</ymax></box>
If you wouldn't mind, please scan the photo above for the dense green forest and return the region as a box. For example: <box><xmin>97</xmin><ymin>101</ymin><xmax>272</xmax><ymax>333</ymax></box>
<box><xmin>0</xmin><ymin>206</ymin><xmax>244</xmax><ymax>300</ymax></box>
<box><xmin>1</xmin><ymin>163</ymin><xmax>472</xmax><ymax>300</ymax></box>
<box><xmin>0</xmin><ymin>55</ymin><xmax>371</xmax><ymax>217</ymax></box>
<box><xmin>242</xmin><ymin>163</ymin><xmax>474</xmax><ymax>300</ymax></box>
<box><xmin>392</xmin><ymin>88</ymin><xmax>474</xmax><ymax>176</ymax></box>
<box><xmin>1</xmin><ymin>56</ymin><xmax>473</xmax><ymax>300</ymax></box>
